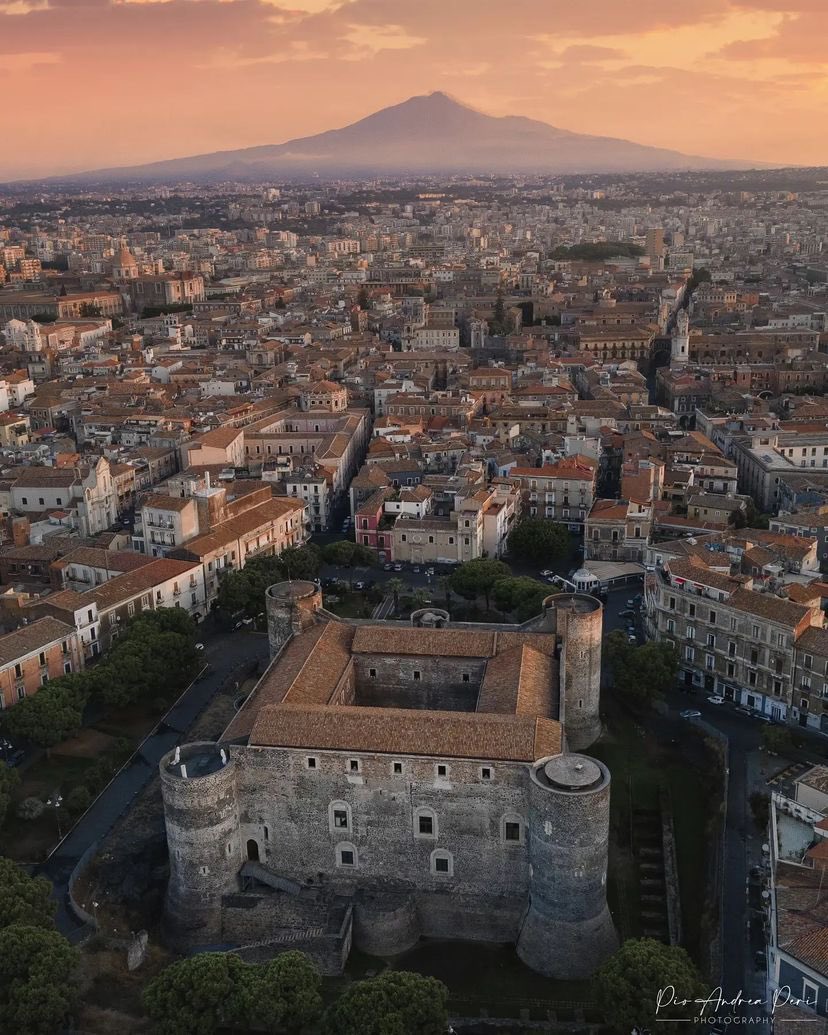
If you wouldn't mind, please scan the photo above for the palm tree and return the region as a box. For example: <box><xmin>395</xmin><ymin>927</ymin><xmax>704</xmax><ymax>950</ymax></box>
<box><xmin>387</xmin><ymin>578</ymin><xmax>404</xmax><ymax>615</ymax></box>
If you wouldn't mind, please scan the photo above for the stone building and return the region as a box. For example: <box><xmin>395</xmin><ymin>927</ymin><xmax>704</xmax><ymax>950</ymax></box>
<box><xmin>159</xmin><ymin>583</ymin><xmax>617</xmax><ymax>977</ymax></box>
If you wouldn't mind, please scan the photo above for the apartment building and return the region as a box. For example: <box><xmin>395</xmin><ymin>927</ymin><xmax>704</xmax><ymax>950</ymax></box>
<box><xmin>0</xmin><ymin>617</ymin><xmax>82</xmax><ymax>709</ymax></box>
<box><xmin>171</xmin><ymin>496</ymin><xmax>306</xmax><ymax>603</ymax></box>
<box><xmin>509</xmin><ymin>457</ymin><xmax>597</xmax><ymax>532</ymax></box>
<box><xmin>585</xmin><ymin>498</ymin><xmax>654</xmax><ymax>563</ymax></box>
<box><xmin>644</xmin><ymin>556</ymin><xmax>823</xmax><ymax>721</ymax></box>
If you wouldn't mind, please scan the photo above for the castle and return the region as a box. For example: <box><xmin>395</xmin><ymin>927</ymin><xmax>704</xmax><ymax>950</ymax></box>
<box><xmin>159</xmin><ymin>583</ymin><xmax>619</xmax><ymax>977</ymax></box>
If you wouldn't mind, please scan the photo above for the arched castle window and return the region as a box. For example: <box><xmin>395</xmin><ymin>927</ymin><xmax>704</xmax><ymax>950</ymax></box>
<box><xmin>501</xmin><ymin>814</ymin><xmax>525</xmax><ymax>845</ymax></box>
<box><xmin>430</xmin><ymin>849</ymin><xmax>453</xmax><ymax>877</ymax></box>
<box><xmin>329</xmin><ymin>801</ymin><xmax>352</xmax><ymax>834</ymax></box>
<box><xmin>414</xmin><ymin>807</ymin><xmax>437</xmax><ymax>839</ymax></box>
<box><xmin>246</xmin><ymin>839</ymin><xmax>259</xmax><ymax>862</ymax></box>
<box><xmin>336</xmin><ymin>842</ymin><xmax>357</xmax><ymax>868</ymax></box>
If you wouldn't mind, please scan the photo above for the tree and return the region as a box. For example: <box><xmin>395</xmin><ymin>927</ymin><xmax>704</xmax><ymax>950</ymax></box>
<box><xmin>250</xmin><ymin>951</ymin><xmax>323</xmax><ymax>1034</ymax></box>
<box><xmin>323</xmin><ymin>970</ymin><xmax>449</xmax><ymax>1035</ymax></box>
<box><xmin>0</xmin><ymin>858</ymin><xmax>55</xmax><ymax>931</ymax></box>
<box><xmin>436</xmin><ymin>575</ymin><xmax>452</xmax><ymax>610</ymax></box>
<box><xmin>410</xmin><ymin>588</ymin><xmax>429</xmax><ymax>612</ymax></box>
<box><xmin>750</xmin><ymin>791</ymin><xmax>770</xmax><ymax>831</ymax></box>
<box><xmin>142</xmin><ymin>952</ymin><xmax>256</xmax><ymax>1035</ymax></box>
<box><xmin>357</xmin><ymin>286</ymin><xmax>370</xmax><ymax>310</ymax></box>
<box><xmin>279</xmin><ymin>545</ymin><xmax>322</xmax><ymax>582</ymax></box>
<box><xmin>387</xmin><ymin>578</ymin><xmax>405</xmax><ymax>615</ymax></box>
<box><xmin>322</xmin><ymin>541</ymin><xmax>374</xmax><ymax>588</ymax></box>
<box><xmin>449</xmin><ymin>558</ymin><xmax>510</xmax><ymax>611</ymax></box>
<box><xmin>507</xmin><ymin>517</ymin><xmax>570</xmax><ymax>567</ymax></box>
<box><xmin>605</xmin><ymin>631</ymin><xmax>678</xmax><ymax>704</ymax></box>
<box><xmin>760</xmin><ymin>725</ymin><xmax>793</xmax><ymax>755</ymax></box>
<box><xmin>0</xmin><ymin>923</ymin><xmax>78</xmax><ymax>1035</ymax></box>
<box><xmin>596</xmin><ymin>939</ymin><xmax>705</xmax><ymax>1035</ymax></box>
<box><xmin>0</xmin><ymin>678</ymin><xmax>87</xmax><ymax>750</ymax></box>
<box><xmin>490</xmin><ymin>289</ymin><xmax>509</xmax><ymax>335</ymax></box>
<box><xmin>492</xmin><ymin>576</ymin><xmax>549</xmax><ymax>621</ymax></box>
<box><xmin>0</xmin><ymin>762</ymin><xmax>19</xmax><ymax>828</ymax></box>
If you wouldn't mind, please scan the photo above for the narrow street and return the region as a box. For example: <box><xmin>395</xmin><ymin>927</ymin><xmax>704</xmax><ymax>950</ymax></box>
<box><xmin>39</xmin><ymin>626</ymin><xmax>269</xmax><ymax>940</ymax></box>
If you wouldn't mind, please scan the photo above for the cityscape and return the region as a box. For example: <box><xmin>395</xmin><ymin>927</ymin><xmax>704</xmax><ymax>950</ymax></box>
<box><xmin>2</xmin><ymin>24</ymin><xmax>828</xmax><ymax>1035</ymax></box>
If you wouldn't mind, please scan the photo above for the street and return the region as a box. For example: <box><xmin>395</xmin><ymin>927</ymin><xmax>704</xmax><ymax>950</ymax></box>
<box><xmin>39</xmin><ymin>623</ymin><xmax>269</xmax><ymax>940</ymax></box>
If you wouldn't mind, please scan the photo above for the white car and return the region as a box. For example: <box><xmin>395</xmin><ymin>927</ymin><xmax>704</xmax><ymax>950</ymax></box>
<box><xmin>707</xmin><ymin>695</ymin><xmax>725</xmax><ymax>705</ymax></box>
<box><xmin>195</xmin><ymin>642</ymin><xmax>205</xmax><ymax>651</ymax></box>
<box><xmin>540</xmin><ymin>570</ymin><xmax>556</xmax><ymax>578</ymax></box>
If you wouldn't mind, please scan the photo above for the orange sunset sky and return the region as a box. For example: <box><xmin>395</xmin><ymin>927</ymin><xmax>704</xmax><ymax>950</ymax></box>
<box><xmin>1</xmin><ymin>0</ymin><xmax>826</xmax><ymax>179</ymax></box>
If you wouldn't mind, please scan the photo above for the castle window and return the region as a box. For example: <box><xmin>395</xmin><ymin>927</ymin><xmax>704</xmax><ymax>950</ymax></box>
<box><xmin>414</xmin><ymin>807</ymin><xmax>437</xmax><ymax>839</ymax></box>
<box><xmin>329</xmin><ymin>801</ymin><xmax>351</xmax><ymax>834</ymax></box>
<box><xmin>430</xmin><ymin>850</ymin><xmax>453</xmax><ymax>877</ymax></box>
<box><xmin>392</xmin><ymin>761</ymin><xmax>404</xmax><ymax>775</ymax></box>
<box><xmin>369</xmin><ymin>668</ymin><xmax>377</xmax><ymax>678</ymax></box>
<box><xmin>436</xmin><ymin>763</ymin><xmax>448</xmax><ymax>779</ymax></box>
<box><xmin>199</xmin><ymin>866</ymin><xmax>209</xmax><ymax>876</ymax></box>
<box><xmin>263</xmin><ymin>826</ymin><xmax>269</xmax><ymax>841</ymax></box>
<box><xmin>348</xmin><ymin>758</ymin><xmax>361</xmax><ymax>773</ymax></box>
<box><xmin>480</xmin><ymin>766</ymin><xmax>492</xmax><ymax>781</ymax></box>
<box><xmin>336</xmin><ymin>843</ymin><xmax>357</xmax><ymax>868</ymax></box>
<box><xmin>306</xmin><ymin>756</ymin><xmax>318</xmax><ymax>770</ymax></box>
<box><xmin>462</xmin><ymin>673</ymin><xmax>470</xmax><ymax>683</ymax></box>
<box><xmin>413</xmin><ymin>671</ymin><xmax>421</xmax><ymax>681</ymax></box>
<box><xmin>502</xmin><ymin>815</ymin><xmax>524</xmax><ymax>844</ymax></box>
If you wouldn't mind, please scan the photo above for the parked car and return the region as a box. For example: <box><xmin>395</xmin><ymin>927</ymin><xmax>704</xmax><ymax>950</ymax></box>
<box><xmin>626</xmin><ymin>598</ymin><xmax>637</xmax><ymax>607</ymax></box>
<box><xmin>680</xmin><ymin>709</ymin><xmax>701</xmax><ymax>719</ymax></box>
<box><xmin>393</xmin><ymin>563</ymin><xmax>403</xmax><ymax>572</ymax></box>
<box><xmin>412</xmin><ymin>566</ymin><xmax>421</xmax><ymax>574</ymax></box>
<box><xmin>353</xmin><ymin>581</ymin><xmax>365</xmax><ymax>591</ymax></box>
<box><xmin>383</xmin><ymin>562</ymin><xmax>393</xmax><ymax>571</ymax></box>
<box><xmin>620</xmin><ymin>608</ymin><xmax>635</xmax><ymax>618</ymax></box>
<box><xmin>540</xmin><ymin>569</ymin><xmax>556</xmax><ymax>578</ymax></box>
<box><xmin>195</xmin><ymin>642</ymin><xmax>205</xmax><ymax>651</ymax></box>
<box><xmin>425</xmin><ymin>567</ymin><xmax>435</xmax><ymax>577</ymax></box>
<box><xmin>627</xmin><ymin>634</ymin><xmax>637</xmax><ymax>644</ymax></box>
<box><xmin>707</xmin><ymin>695</ymin><xmax>725</xmax><ymax>705</ymax></box>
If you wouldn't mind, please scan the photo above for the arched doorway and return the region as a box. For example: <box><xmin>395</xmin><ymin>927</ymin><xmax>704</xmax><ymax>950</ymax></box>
<box><xmin>246</xmin><ymin>839</ymin><xmax>259</xmax><ymax>862</ymax></box>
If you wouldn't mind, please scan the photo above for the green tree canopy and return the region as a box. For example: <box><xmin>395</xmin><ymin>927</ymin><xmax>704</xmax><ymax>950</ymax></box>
<box><xmin>96</xmin><ymin>610</ymin><xmax>200</xmax><ymax>708</ymax></box>
<box><xmin>507</xmin><ymin>517</ymin><xmax>571</xmax><ymax>567</ymax></box>
<box><xmin>323</xmin><ymin>970</ymin><xmax>449</xmax><ymax>1035</ymax></box>
<box><xmin>0</xmin><ymin>923</ymin><xmax>78</xmax><ymax>1035</ymax></box>
<box><xmin>250</xmin><ymin>951</ymin><xmax>323</xmax><ymax>1034</ymax></box>
<box><xmin>0</xmin><ymin>762</ymin><xmax>19</xmax><ymax>828</ymax></box>
<box><xmin>604</xmin><ymin>631</ymin><xmax>678</xmax><ymax>704</ymax></box>
<box><xmin>142</xmin><ymin>952</ymin><xmax>256</xmax><ymax>1035</ymax></box>
<box><xmin>449</xmin><ymin>558</ymin><xmax>510</xmax><ymax>610</ymax></box>
<box><xmin>0</xmin><ymin>677</ymin><xmax>87</xmax><ymax>748</ymax></box>
<box><xmin>551</xmin><ymin>242</ymin><xmax>644</xmax><ymax>261</ymax></box>
<box><xmin>492</xmin><ymin>576</ymin><xmax>549</xmax><ymax>621</ymax></box>
<box><xmin>0</xmin><ymin>858</ymin><xmax>55</xmax><ymax>932</ymax></box>
<box><xmin>596</xmin><ymin>938</ymin><xmax>706</xmax><ymax>1034</ymax></box>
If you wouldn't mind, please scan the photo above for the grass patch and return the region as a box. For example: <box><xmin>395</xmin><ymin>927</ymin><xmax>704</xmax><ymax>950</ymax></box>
<box><xmin>593</xmin><ymin>703</ymin><xmax>718</xmax><ymax>965</ymax></box>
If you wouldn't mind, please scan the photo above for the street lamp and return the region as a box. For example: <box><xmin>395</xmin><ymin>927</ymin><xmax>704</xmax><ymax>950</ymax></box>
<box><xmin>45</xmin><ymin>791</ymin><xmax>64</xmax><ymax>839</ymax></box>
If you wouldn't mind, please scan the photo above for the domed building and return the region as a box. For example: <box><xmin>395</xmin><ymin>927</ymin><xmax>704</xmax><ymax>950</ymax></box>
<box><xmin>112</xmin><ymin>241</ymin><xmax>139</xmax><ymax>282</ymax></box>
<box><xmin>299</xmin><ymin>380</ymin><xmax>348</xmax><ymax>412</ymax></box>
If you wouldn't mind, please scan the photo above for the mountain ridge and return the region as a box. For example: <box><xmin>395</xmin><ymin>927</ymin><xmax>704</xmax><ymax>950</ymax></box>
<box><xmin>21</xmin><ymin>91</ymin><xmax>764</xmax><ymax>184</ymax></box>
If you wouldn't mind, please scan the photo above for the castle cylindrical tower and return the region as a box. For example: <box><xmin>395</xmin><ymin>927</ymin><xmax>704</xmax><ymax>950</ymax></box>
<box><xmin>160</xmin><ymin>742</ymin><xmax>243</xmax><ymax>947</ymax></box>
<box><xmin>517</xmin><ymin>754</ymin><xmax>618</xmax><ymax>978</ymax></box>
<box><xmin>266</xmin><ymin>580</ymin><xmax>322</xmax><ymax>658</ymax></box>
<box><xmin>545</xmin><ymin>592</ymin><xmax>603</xmax><ymax>751</ymax></box>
